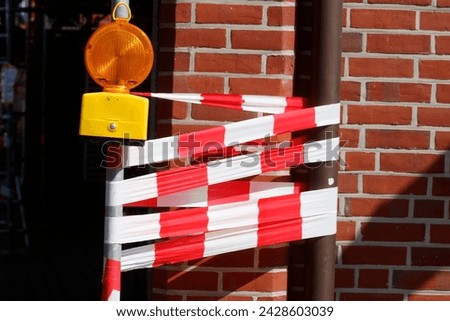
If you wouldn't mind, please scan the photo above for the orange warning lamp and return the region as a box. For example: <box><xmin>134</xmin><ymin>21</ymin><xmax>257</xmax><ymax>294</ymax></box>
<box><xmin>79</xmin><ymin>2</ymin><xmax>153</xmax><ymax>140</ymax></box>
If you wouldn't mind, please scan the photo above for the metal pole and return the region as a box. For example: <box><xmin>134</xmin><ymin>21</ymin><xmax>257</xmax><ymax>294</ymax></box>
<box><xmin>305</xmin><ymin>0</ymin><xmax>342</xmax><ymax>301</ymax></box>
<box><xmin>102</xmin><ymin>143</ymin><xmax>123</xmax><ymax>301</ymax></box>
<box><xmin>101</xmin><ymin>1</ymin><xmax>130</xmax><ymax>300</ymax></box>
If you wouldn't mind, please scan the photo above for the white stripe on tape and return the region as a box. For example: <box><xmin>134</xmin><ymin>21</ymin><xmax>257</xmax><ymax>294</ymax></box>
<box><xmin>105</xmin><ymin>213</ymin><xmax>162</xmax><ymax>244</ymax></box>
<box><xmin>124</xmin><ymin>136</ymin><xmax>179</xmax><ymax>168</ymax></box>
<box><xmin>241</xmin><ymin>95</ymin><xmax>288</xmax><ymax>114</ymax></box>
<box><xmin>106</xmin><ymin>174</ymin><xmax>159</xmax><ymax>207</ymax></box>
<box><xmin>121</xmin><ymin>244</ymin><xmax>156</xmax><ymax>271</ymax></box>
<box><xmin>303</xmin><ymin>137</ymin><xmax>339</xmax><ymax>164</ymax></box>
<box><xmin>203</xmin><ymin>225</ymin><xmax>259</xmax><ymax>258</ymax></box>
<box><xmin>315</xmin><ymin>103</ymin><xmax>341</xmax><ymax>127</ymax></box>
<box><xmin>207</xmin><ymin>153</ymin><xmax>263</xmax><ymax>185</ymax></box>
<box><xmin>223</xmin><ymin>115</ymin><xmax>275</xmax><ymax>146</ymax></box>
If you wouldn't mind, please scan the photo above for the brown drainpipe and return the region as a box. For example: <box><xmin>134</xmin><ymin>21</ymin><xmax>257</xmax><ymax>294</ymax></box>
<box><xmin>291</xmin><ymin>0</ymin><xmax>342</xmax><ymax>300</ymax></box>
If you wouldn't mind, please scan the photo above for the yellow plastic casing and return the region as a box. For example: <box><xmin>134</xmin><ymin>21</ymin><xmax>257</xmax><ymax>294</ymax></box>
<box><xmin>79</xmin><ymin>92</ymin><xmax>148</xmax><ymax>140</ymax></box>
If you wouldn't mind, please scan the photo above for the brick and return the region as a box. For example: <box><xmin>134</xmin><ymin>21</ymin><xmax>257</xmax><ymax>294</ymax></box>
<box><xmin>367</xmin><ymin>34</ymin><xmax>430</xmax><ymax>54</ymax></box>
<box><xmin>222</xmin><ymin>271</ymin><xmax>287</xmax><ymax>292</ymax></box>
<box><xmin>342</xmin><ymin>33</ymin><xmax>363</xmax><ymax>53</ymax></box>
<box><xmin>229</xmin><ymin>78</ymin><xmax>293</xmax><ymax>96</ymax></box>
<box><xmin>436</xmin><ymin>84</ymin><xmax>450</xmax><ymax>103</ymax></box>
<box><xmin>344</xmin><ymin>152</ymin><xmax>376</xmax><ymax>171</ymax></box>
<box><xmin>341</xmin><ymin>81</ymin><xmax>361</xmax><ymax>101</ymax></box>
<box><xmin>366</xmin><ymin>129</ymin><xmax>430</xmax><ymax>149</ymax></box>
<box><xmin>156</xmin><ymin>101</ymin><xmax>188</xmax><ymax>120</ymax></box>
<box><xmin>345</xmin><ymin>198</ymin><xmax>409</xmax><ymax>218</ymax></box>
<box><xmin>159</xmin><ymin>28</ymin><xmax>226</xmax><ymax>48</ymax></box>
<box><xmin>432</xmin><ymin>177</ymin><xmax>450</xmax><ymax>196</ymax></box>
<box><xmin>349</xmin><ymin>58</ymin><xmax>414</xmax><ymax>78</ymax></box>
<box><xmin>191</xmin><ymin>104</ymin><xmax>256</xmax><ymax>122</ymax></box>
<box><xmin>350</xmin><ymin>9</ymin><xmax>416</xmax><ymax>30</ymax></box>
<box><xmin>195</xmin><ymin>53</ymin><xmax>262</xmax><ymax>74</ymax></box>
<box><xmin>342</xmin><ymin>245</ymin><xmax>407</xmax><ymax>265</ymax></box>
<box><xmin>420</xmin><ymin>60</ymin><xmax>450</xmax><ymax>80</ymax></box>
<box><xmin>267</xmin><ymin>6</ymin><xmax>296</xmax><ymax>26</ymax></box>
<box><xmin>340</xmin><ymin>293</ymin><xmax>403</xmax><ymax>301</ymax></box>
<box><xmin>421</xmin><ymin>12</ymin><xmax>450</xmax><ymax>31</ymax></box>
<box><xmin>436</xmin><ymin>36</ymin><xmax>450</xmax><ymax>54</ymax></box>
<box><xmin>358</xmin><ymin>269</ymin><xmax>389</xmax><ymax>289</ymax></box>
<box><xmin>366</xmin><ymin>82</ymin><xmax>431</xmax><ymax>103</ymax></box>
<box><xmin>380</xmin><ymin>153</ymin><xmax>445</xmax><ymax>173</ymax></box>
<box><xmin>337</xmin><ymin>221</ymin><xmax>356</xmax><ymax>241</ymax></box>
<box><xmin>196</xmin><ymin>4</ymin><xmax>262</xmax><ymax>25</ymax></box>
<box><xmin>409</xmin><ymin>294</ymin><xmax>450</xmax><ymax>301</ymax></box>
<box><xmin>339</xmin><ymin>128</ymin><xmax>359</xmax><ymax>148</ymax></box>
<box><xmin>188</xmin><ymin>248</ymin><xmax>255</xmax><ymax>268</ymax></box>
<box><xmin>266</xmin><ymin>55</ymin><xmax>295</xmax><ymax>75</ymax></box>
<box><xmin>231</xmin><ymin>30</ymin><xmax>295</xmax><ymax>51</ymax></box>
<box><xmin>412</xmin><ymin>247</ymin><xmax>450</xmax><ymax>266</ymax></box>
<box><xmin>418</xmin><ymin>107</ymin><xmax>450</xmax><ymax>127</ymax></box>
<box><xmin>258</xmin><ymin>246</ymin><xmax>289</xmax><ymax>267</ymax></box>
<box><xmin>159</xmin><ymin>3</ymin><xmax>191</xmax><ymax>23</ymax></box>
<box><xmin>158</xmin><ymin>75</ymin><xmax>224</xmax><ymax>93</ymax></box>
<box><xmin>154</xmin><ymin>270</ymin><xmax>219</xmax><ymax>291</ymax></box>
<box><xmin>363</xmin><ymin>175</ymin><xmax>428</xmax><ymax>195</ymax></box>
<box><xmin>435</xmin><ymin>131</ymin><xmax>450</xmax><ymax>150</ymax></box>
<box><xmin>438</xmin><ymin>0</ymin><xmax>450</xmax><ymax>7</ymax></box>
<box><xmin>335</xmin><ymin>268</ymin><xmax>355</xmax><ymax>288</ymax></box>
<box><xmin>338</xmin><ymin>173</ymin><xmax>358</xmax><ymax>193</ymax></box>
<box><xmin>347</xmin><ymin>105</ymin><xmax>412</xmax><ymax>125</ymax></box>
<box><xmin>361</xmin><ymin>222</ymin><xmax>425</xmax><ymax>242</ymax></box>
<box><xmin>414</xmin><ymin>200</ymin><xmax>445</xmax><ymax>218</ymax></box>
<box><xmin>158</xmin><ymin>51</ymin><xmax>190</xmax><ymax>72</ymax></box>
<box><xmin>393</xmin><ymin>270</ymin><xmax>450</xmax><ymax>290</ymax></box>
<box><xmin>430</xmin><ymin>225</ymin><xmax>450</xmax><ymax>243</ymax></box>
<box><xmin>368</xmin><ymin>0</ymin><xmax>431</xmax><ymax>4</ymax></box>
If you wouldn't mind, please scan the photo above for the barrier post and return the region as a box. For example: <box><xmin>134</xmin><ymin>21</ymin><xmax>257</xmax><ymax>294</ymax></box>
<box><xmin>291</xmin><ymin>0</ymin><xmax>342</xmax><ymax>300</ymax></box>
<box><xmin>102</xmin><ymin>143</ymin><xmax>123</xmax><ymax>301</ymax></box>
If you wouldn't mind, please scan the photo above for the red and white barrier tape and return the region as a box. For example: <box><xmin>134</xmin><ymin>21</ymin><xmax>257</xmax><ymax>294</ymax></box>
<box><xmin>107</xmin><ymin>138</ymin><xmax>339</xmax><ymax>207</ymax></box>
<box><xmin>118</xmin><ymin>187</ymin><xmax>337</xmax><ymax>271</ymax></box>
<box><xmin>123</xmin><ymin>102</ymin><xmax>339</xmax><ymax>167</ymax></box>
<box><xmin>132</xmin><ymin>92</ymin><xmax>309</xmax><ymax>114</ymax></box>
<box><xmin>101</xmin><ymin>92</ymin><xmax>340</xmax><ymax>299</ymax></box>
<box><xmin>125</xmin><ymin>180</ymin><xmax>300</xmax><ymax>208</ymax></box>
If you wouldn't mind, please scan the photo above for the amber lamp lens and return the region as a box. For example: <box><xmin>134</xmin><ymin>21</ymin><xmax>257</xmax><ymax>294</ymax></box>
<box><xmin>84</xmin><ymin>19</ymin><xmax>154</xmax><ymax>93</ymax></box>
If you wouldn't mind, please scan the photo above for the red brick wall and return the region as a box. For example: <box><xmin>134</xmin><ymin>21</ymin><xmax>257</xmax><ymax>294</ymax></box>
<box><xmin>151</xmin><ymin>0</ymin><xmax>450</xmax><ymax>301</ymax></box>
<box><xmin>339</xmin><ymin>0</ymin><xmax>450</xmax><ymax>300</ymax></box>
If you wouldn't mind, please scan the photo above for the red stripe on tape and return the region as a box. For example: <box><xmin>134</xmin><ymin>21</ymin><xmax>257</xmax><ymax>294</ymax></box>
<box><xmin>201</xmin><ymin>93</ymin><xmax>244</xmax><ymax>110</ymax></box>
<box><xmin>159</xmin><ymin>207</ymin><xmax>209</xmax><ymax>238</ymax></box>
<box><xmin>153</xmin><ymin>234</ymin><xmax>206</xmax><ymax>267</ymax></box>
<box><xmin>273</xmin><ymin>108</ymin><xmax>316</xmax><ymax>135</ymax></box>
<box><xmin>284</xmin><ymin>96</ymin><xmax>309</xmax><ymax>112</ymax></box>
<box><xmin>257</xmin><ymin>219</ymin><xmax>302</xmax><ymax>247</ymax></box>
<box><xmin>208</xmin><ymin>181</ymin><xmax>251</xmax><ymax>206</ymax></box>
<box><xmin>124</xmin><ymin>198</ymin><xmax>158</xmax><ymax>208</ymax></box>
<box><xmin>258</xmin><ymin>194</ymin><xmax>301</xmax><ymax>225</ymax></box>
<box><xmin>178</xmin><ymin>126</ymin><xmax>226</xmax><ymax>158</ymax></box>
<box><xmin>156</xmin><ymin>164</ymin><xmax>209</xmax><ymax>197</ymax></box>
<box><xmin>101</xmin><ymin>259</ymin><xmax>121</xmax><ymax>301</ymax></box>
<box><xmin>260</xmin><ymin>144</ymin><xmax>304</xmax><ymax>173</ymax></box>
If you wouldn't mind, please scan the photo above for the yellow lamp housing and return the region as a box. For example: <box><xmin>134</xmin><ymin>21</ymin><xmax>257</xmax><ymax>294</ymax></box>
<box><xmin>79</xmin><ymin>92</ymin><xmax>148</xmax><ymax>140</ymax></box>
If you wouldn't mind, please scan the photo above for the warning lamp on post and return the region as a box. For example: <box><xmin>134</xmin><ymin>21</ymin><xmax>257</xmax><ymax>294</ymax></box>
<box><xmin>79</xmin><ymin>2</ymin><xmax>154</xmax><ymax>140</ymax></box>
